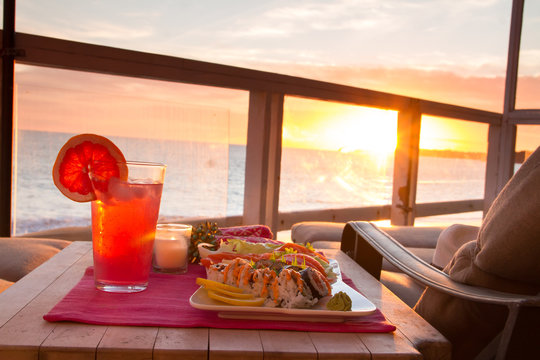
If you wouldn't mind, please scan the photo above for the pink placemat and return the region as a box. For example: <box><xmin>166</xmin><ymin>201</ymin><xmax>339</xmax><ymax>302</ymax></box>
<box><xmin>44</xmin><ymin>265</ymin><xmax>396</xmax><ymax>333</ymax></box>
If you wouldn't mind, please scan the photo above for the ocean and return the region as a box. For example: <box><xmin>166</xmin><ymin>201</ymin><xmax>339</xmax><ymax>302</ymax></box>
<box><xmin>11</xmin><ymin>130</ymin><xmax>486</xmax><ymax>235</ymax></box>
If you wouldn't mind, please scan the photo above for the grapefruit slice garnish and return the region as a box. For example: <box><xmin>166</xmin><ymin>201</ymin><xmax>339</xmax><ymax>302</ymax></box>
<box><xmin>52</xmin><ymin>134</ymin><xmax>127</xmax><ymax>202</ymax></box>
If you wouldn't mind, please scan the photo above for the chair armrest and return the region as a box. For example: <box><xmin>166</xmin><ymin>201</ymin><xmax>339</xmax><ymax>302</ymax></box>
<box><xmin>341</xmin><ymin>221</ymin><xmax>540</xmax><ymax>308</ymax></box>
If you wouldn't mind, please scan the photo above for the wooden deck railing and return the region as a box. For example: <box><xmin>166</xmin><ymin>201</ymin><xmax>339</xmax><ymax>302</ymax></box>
<box><xmin>1</xmin><ymin>28</ymin><xmax>538</xmax><ymax>236</ymax></box>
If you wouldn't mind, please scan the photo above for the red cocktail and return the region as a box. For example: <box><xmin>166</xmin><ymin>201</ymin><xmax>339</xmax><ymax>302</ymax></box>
<box><xmin>91</xmin><ymin>161</ymin><xmax>166</xmax><ymax>293</ymax></box>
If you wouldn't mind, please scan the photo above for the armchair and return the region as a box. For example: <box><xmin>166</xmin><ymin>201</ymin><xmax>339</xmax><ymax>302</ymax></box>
<box><xmin>341</xmin><ymin>222</ymin><xmax>540</xmax><ymax>360</ymax></box>
<box><xmin>341</xmin><ymin>146</ymin><xmax>540</xmax><ymax>360</ymax></box>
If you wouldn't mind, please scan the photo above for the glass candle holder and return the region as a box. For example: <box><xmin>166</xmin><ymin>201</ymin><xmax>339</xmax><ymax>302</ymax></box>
<box><xmin>152</xmin><ymin>224</ymin><xmax>192</xmax><ymax>274</ymax></box>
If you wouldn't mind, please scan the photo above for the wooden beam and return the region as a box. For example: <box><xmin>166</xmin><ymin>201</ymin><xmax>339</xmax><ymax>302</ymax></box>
<box><xmin>485</xmin><ymin>122</ymin><xmax>516</xmax><ymax>212</ymax></box>
<box><xmin>0</xmin><ymin>0</ymin><xmax>16</xmax><ymax>236</ymax></box>
<box><xmin>508</xmin><ymin>109</ymin><xmax>540</xmax><ymax>124</ymax></box>
<box><xmin>484</xmin><ymin>0</ymin><xmax>523</xmax><ymax>211</ymax></box>
<box><xmin>504</xmin><ymin>0</ymin><xmax>523</xmax><ymax>115</ymax></box>
<box><xmin>14</xmin><ymin>32</ymin><xmax>501</xmax><ymax>122</ymax></box>
<box><xmin>391</xmin><ymin>100</ymin><xmax>421</xmax><ymax>226</ymax></box>
<box><xmin>243</xmin><ymin>91</ymin><xmax>284</xmax><ymax>234</ymax></box>
<box><xmin>15</xmin><ymin>32</ymin><xmax>407</xmax><ymax>110</ymax></box>
<box><xmin>420</xmin><ymin>100</ymin><xmax>501</xmax><ymax>125</ymax></box>
<box><xmin>415</xmin><ymin>199</ymin><xmax>484</xmax><ymax>217</ymax></box>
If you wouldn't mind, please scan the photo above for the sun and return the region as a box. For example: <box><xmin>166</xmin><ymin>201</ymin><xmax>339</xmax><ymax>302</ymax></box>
<box><xmin>282</xmin><ymin>98</ymin><xmax>398</xmax><ymax>154</ymax></box>
<box><xmin>330</xmin><ymin>107</ymin><xmax>398</xmax><ymax>156</ymax></box>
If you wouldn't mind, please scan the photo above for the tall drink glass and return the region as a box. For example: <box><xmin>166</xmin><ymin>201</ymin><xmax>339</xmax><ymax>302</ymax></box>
<box><xmin>90</xmin><ymin>161</ymin><xmax>166</xmax><ymax>293</ymax></box>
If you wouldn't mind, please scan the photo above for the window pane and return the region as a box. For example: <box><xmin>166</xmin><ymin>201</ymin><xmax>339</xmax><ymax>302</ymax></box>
<box><xmin>13</xmin><ymin>64</ymin><xmax>248</xmax><ymax>235</ymax></box>
<box><xmin>515</xmin><ymin>125</ymin><xmax>540</xmax><ymax>173</ymax></box>
<box><xmin>516</xmin><ymin>0</ymin><xmax>540</xmax><ymax>109</ymax></box>
<box><xmin>17</xmin><ymin>0</ymin><xmax>511</xmax><ymax>112</ymax></box>
<box><xmin>279</xmin><ymin>97</ymin><xmax>396</xmax><ymax>212</ymax></box>
<box><xmin>416</xmin><ymin>116</ymin><xmax>488</xmax><ymax>204</ymax></box>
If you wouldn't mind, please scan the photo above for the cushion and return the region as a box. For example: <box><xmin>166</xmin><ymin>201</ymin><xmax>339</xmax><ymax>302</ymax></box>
<box><xmin>309</xmin><ymin>240</ymin><xmax>341</xmax><ymax>250</ymax></box>
<box><xmin>291</xmin><ymin>222</ymin><xmax>345</xmax><ymax>244</ymax></box>
<box><xmin>432</xmin><ymin>224</ymin><xmax>479</xmax><ymax>269</ymax></box>
<box><xmin>0</xmin><ymin>237</ymin><xmax>71</xmax><ymax>282</ymax></box>
<box><xmin>415</xmin><ymin>146</ymin><xmax>540</xmax><ymax>359</ymax></box>
<box><xmin>476</xmin><ymin>147</ymin><xmax>540</xmax><ymax>285</ymax></box>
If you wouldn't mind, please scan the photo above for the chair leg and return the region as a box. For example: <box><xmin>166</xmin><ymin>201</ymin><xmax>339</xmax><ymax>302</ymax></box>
<box><xmin>475</xmin><ymin>303</ymin><xmax>521</xmax><ymax>360</ymax></box>
<box><xmin>475</xmin><ymin>332</ymin><xmax>501</xmax><ymax>360</ymax></box>
<box><xmin>495</xmin><ymin>304</ymin><xmax>520</xmax><ymax>360</ymax></box>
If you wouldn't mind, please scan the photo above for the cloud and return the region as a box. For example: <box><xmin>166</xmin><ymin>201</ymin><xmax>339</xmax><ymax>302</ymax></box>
<box><xmin>231</xmin><ymin>0</ymin><xmax>503</xmax><ymax>36</ymax></box>
<box><xmin>224</xmin><ymin>0</ymin><xmax>393</xmax><ymax>37</ymax></box>
<box><xmin>375</xmin><ymin>51</ymin><xmax>507</xmax><ymax>78</ymax></box>
<box><xmin>519</xmin><ymin>50</ymin><xmax>540</xmax><ymax>76</ymax></box>
<box><xmin>227</xmin><ymin>26</ymin><xmax>290</xmax><ymax>38</ymax></box>
<box><xmin>69</xmin><ymin>21</ymin><xmax>154</xmax><ymax>40</ymax></box>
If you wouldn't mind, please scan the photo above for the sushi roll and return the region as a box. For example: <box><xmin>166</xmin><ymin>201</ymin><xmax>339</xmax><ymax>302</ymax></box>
<box><xmin>205</xmin><ymin>256</ymin><xmax>332</xmax><ymax>309</ymax></box>
<box><xmin>277</xmin><ymin>268</ymin><xmax>318</xmax><ymax>308</ymax></box>
<box><xmin>206</xmin><ymin>263</ymin><xmax>227</xmax><ymax>283</ymax></box>
<box><xmin>299</xmin><ymin>266</ymin><xmax>331</xmax><ymax>299</ymax></box>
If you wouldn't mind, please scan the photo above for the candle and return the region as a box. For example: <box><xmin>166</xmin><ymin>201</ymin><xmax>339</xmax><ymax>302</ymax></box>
<box><xmin>153</xmin><ymin>224</ymin><xmax>192</xmax><ymax>274</ymax></box>
<box><xmin>154</xmin><ymin>237</ymin><xmax>188</xmax><ymax>268</ymax></box>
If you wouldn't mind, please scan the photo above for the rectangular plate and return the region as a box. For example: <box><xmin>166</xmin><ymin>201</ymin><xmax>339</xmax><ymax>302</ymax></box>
<box><xmin>189</xmin><ymin>260</ymin><xmax>376</xmax><ymax>322</ymax></box>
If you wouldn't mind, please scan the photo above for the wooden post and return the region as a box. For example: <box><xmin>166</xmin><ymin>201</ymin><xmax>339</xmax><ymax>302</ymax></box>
<box><xmin>391</xmin><ymin>99</ymin><xmax>421</xmax><ymax>226</ymax></box>
<box><xmin>484</xmin><ymin>122</ymin><xmax>516</xmax><ymax>212</ymax></box>
<box><xmin>0</xmin><ymin>0</ymin><xmax>16</xmax><ymax>236</ymax></box>
<box><xmin>243</xmin><ymin>91</ymin><xmax>284</xmax><ymax>235</ymax></box>
<box><xmin>484</xmin><ymin>0</ymin><xmax>522</xmax><ymax>212</ymax></box>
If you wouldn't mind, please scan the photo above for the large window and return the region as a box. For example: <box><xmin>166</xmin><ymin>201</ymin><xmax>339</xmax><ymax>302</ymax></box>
<box><xmin>13</xmin><ymin>64</ymin><xmax>248</xmax><ymax>235</ymax></box>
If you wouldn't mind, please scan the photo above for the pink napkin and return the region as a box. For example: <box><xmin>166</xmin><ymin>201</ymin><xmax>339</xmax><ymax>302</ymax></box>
<box><xmin>219</xmin><ymin>225</ymin><xmax>273</xmax><ymax>239</ymax></box>
<box><xmin>44</xmin><ymin>265</ymin><xmax>396</xmax><ymax>333</ymax></box>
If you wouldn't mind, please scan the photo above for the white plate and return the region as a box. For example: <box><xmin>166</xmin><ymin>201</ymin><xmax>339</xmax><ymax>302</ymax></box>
<box><xmin>189</xmin><ymin>267</ymin><xmax>376</xmax><ymax>322</ymax></box>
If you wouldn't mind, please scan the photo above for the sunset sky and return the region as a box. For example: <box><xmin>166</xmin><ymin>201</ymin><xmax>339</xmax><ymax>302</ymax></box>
<box><xmin>12</xmin><ymin>0</ymin><xmax>540</xmax><ymax>153</ymax></box>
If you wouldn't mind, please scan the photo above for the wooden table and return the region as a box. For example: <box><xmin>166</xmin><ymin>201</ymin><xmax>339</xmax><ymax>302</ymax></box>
<box><xmin>0</xmin><ymin>241</ymin><xmax>450</xmax><ymax>359</ymax></box>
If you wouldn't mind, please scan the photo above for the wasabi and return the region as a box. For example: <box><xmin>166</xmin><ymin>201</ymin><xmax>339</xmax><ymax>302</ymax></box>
<box><xmin>326</xmin><ymin>291</ymin><xmax>352</xmax><ymax>311</ymax></box>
